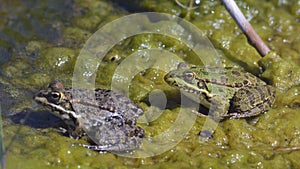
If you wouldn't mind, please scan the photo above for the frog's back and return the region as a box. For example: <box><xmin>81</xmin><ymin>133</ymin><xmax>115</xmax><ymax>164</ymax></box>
<box><xmin>190</xmin><ymin>66</ymin><xmax>267</xmax><ymax>88</ymax></box>
<box><xmin>67</xmin><ymin>87</ymin><xmax>144</xmax><ymax>120</ymax></box>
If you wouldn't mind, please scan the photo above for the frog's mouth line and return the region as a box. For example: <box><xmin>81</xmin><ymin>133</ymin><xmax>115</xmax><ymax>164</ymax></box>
<box><xmin>175</xmin><ymin>83</ymin><xmax>200</xmax><ymax>95</ymax></box>
<box><xmin>165</xmin><ymin>77</ymin><xmax>208</xmax><ymax>96</ymax></box>
<box><xmin>34</xmin><ymin>96</ymin><xmax>80</xmax><ymax>119</ymax></box>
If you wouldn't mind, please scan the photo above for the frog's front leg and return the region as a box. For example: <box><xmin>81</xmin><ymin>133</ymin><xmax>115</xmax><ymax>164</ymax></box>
<box><xmin>197</xmin><ymin>95</ymin><xmax>230</xmax><ymax>139</ymax></box>
<box><xmin>208</xmin><ymin>95</ymin><xmax>231</xmax><ymax>121</ymax></box>
<box><xmin>191</xmin><ymin>95</ymin><xmax>231</xmax><ymax>121</ymax></box>
<box><xmin>68</xmin><ymin>126</ymin><xmax>85</xmax><ymax>139</ymax></box>
<box><xmin>228</xmin><ymin>85</ymin><xmax>275</xmax><ymax>118</ymax></box>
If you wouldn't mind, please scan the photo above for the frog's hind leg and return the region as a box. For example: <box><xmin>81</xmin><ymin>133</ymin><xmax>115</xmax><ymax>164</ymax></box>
<box><xmin>79</xmin><ymin>144</ymin><xmax>130</xmax><ymax>152</ymax></box>
<box><xmin>227</xmin><ymin>85</ymin><xmax>275</xmax><ymax>119</ymax></box>
<box><xmin>80</xmin><ymin>144</ymin><xmax>111</xmax><ymax>151</ymax></box>
<box><xmin>80</xmin><ymin>139</ymin><xmax>141</xmax><ymax>152</ymax></box>
<box><xmin>79</xmin><ymin>135</ymin><xmax>142</xmax><ymax>152</ymax></box>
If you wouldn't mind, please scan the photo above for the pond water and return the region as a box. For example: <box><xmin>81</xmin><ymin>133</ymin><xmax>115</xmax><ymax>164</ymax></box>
<box><xmin>1</xmin><ymin>0</ymin><xmax>300</xmax><ymax>168</ymax></box>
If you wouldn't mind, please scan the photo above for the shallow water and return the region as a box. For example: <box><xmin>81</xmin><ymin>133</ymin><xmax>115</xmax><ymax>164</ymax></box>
<box><xmin>1</xmin><ymin>0</ymin><xmax>300</xmax><ymax>168</ymax></box>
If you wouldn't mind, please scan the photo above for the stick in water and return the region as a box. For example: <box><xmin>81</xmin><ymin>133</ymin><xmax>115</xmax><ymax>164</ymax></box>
<box><xmin>221</xmin><ymin>0</ymin><xmax>270</xmax><ymax>56</ymax></box>
<box><xmin>274</xmin><ymin>146</ymin><xmax>300</xmax><ymax>152</ymax></box>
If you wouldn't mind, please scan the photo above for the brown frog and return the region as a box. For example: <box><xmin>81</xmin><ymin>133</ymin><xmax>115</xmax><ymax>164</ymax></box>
<box><xmin>34</xmin><ymin>80</ymin><xmax>144</xmax><ymax>152</ymax></box>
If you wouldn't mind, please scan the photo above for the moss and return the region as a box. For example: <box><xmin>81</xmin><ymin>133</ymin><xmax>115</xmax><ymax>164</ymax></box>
<box><xmin>73</xmin><ymin>0</ymin><xmax>115</xmax><ymax>31</ymax></box>
<box><xmin>1</xmin><ymin>0</ymin><xmax>300</xmax><ymax>168</ymax></box>
<box><xmin>261</xmin><ymin>58</ymin><xmax>300</xmax><ymax>91</ymax></box>
<box><xmin>62</xmin><ymin>27</ymin><xmax>91</xmax><ymax>48</ymax></box>
<box><xmin>2</xmin><ymin>58</ymin><xmax>32</xmax><ymax>78</ymax></box>
<box><xmin>35</xmin><ymin>47</ymin><xmax>78</xmax><ymax>74</ymax></box>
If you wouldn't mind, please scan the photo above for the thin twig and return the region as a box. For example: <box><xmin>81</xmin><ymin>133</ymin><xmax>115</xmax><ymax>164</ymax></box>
<box><xmin>221</xmin><ymin>0</ymin><xmax>270</xmax><ymax>56</ymax></box>
<box><xmin>274</xmin><ymin>146</ymin><xmax>300</xmax><ymax>152</ymax></box>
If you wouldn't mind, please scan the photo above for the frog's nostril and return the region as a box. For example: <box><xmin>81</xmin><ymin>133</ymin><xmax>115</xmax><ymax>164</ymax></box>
<box><xmin>34</xmin><ymin>92</ymin><xmax>42</xmax><ymax>98</ymax></box>
<box><xmin>37</xmin><ymin>91</ymin><xmax>46</xmax><ymax>97</ymax></box>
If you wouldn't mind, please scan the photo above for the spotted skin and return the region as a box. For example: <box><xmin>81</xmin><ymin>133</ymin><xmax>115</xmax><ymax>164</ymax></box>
<box><xmin>164</xmin><ymin>62</ymin><xmax>276</xmax><ymax>120</ymax></box>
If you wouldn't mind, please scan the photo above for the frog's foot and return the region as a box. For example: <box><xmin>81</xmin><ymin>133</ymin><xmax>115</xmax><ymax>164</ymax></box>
<box><xmin>56</xmin><ymin>127</ymin><xmax>68</xmax><ymax>135</ymax></box>
<box><xmin>228</xmin><ymin>85</ymin><xmax>275</xmax><ymax>118</ymax></box>
<box><xmin>53</xmin><ymin>127</ymin><xmax>83</xmax><ymax>139</ymax></box>
<box><xmin>191</xmin><ymin>102</ymin><xmax>228</xmax><ymax>122</ymax></box>
<box><xmin>68</xmin><ymin>127</ymin><xmax>86</xmax><ymax>139</ymax></box>
<box><xmin>191</xmin><ymin>110</ymin><xmax>208</xmax><ymax>117</ymax></box>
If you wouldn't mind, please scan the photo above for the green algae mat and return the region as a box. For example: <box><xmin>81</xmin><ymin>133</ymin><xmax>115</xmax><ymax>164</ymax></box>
<box><xmin>1</xmin><ymin>0</ymin><xmax>300</xmax><ymax>168</ymax></box>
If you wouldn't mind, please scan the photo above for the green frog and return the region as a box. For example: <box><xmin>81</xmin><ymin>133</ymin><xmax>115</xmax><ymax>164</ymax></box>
<box><xmin>164</xmin><ymin>62</ymin><xmax>275</xmax><ymax>120</ymax></box>
<box><xmin>34</xmin><ymin>80</ymin><xmax>144</xmax><ymax>152</ymax></box>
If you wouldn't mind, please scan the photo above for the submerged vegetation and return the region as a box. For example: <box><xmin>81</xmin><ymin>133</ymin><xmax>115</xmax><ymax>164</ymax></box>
<box><xmin>0</xmin><ymin>0</ymin><xmax>300</xmax><ymax>168</ymax></box>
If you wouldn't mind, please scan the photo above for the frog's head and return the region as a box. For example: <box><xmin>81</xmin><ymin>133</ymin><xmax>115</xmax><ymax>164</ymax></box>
<box><xmin>34</xmin><ymin>80</ymin><xmax>79</xmax><ymax>120</ymax></box>
<box><xmin>164</xmin><ymin>62</ymin><xmax>212</xmax><ymax>98</ymax></box>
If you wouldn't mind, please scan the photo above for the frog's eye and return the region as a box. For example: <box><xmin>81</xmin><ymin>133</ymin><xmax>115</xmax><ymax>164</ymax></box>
<box><xmin>183</xmin><ymin>71</ymin><xmax>195</xmax><ymax>81</ymax></box>
<box><xmin>50</xmin><ymin>92</ymin><xmax>61</xmax><ymax>100</ymax></box>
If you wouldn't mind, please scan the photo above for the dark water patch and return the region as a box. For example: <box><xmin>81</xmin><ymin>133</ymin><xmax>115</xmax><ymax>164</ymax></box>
<box><xmin>0</xmin><ymin>83</ymin><xmax>17</xmax><ymax>117</ymax></box>
<box><xmin>9</xmin><ymin>109</ymin><xmax>64</xmax><ymax>129</ymax></box>
<box><xmin>0</xmin><ymin>47</ymin><xmax>11</xmax><ymax>65</ymax></box>
<box><xmin>110</xmin><ymin>0</ymin><xmax>149</xmax><ymax>12</ymax></box>
<box><xmin>0</xmin><ymin>0</ymin><xmax>74</xmax><ymax>46</ymax></box>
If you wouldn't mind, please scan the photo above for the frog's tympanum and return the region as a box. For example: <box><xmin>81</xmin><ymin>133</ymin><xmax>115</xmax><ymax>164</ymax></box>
<box><xmin>164</xmin><ymin>63</ymin><xmax>275</xmax><ymax>121</ymax></box>
<box><xmin>34</xmin><ymin>81</ymin><xmax>144</xmax><ymax>152</ymax></box>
